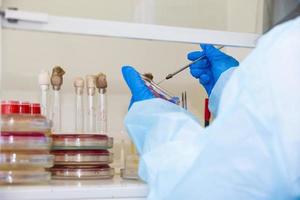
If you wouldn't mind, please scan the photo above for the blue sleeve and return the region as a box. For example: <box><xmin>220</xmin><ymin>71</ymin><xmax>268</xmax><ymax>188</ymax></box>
<box><xmin>125</xmin><ymin>99</ymin><xmax>206</xmax><ymax>195</ymax></box>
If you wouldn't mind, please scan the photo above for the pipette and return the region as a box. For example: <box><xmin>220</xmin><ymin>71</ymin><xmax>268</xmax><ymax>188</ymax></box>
<box><xmin>158</xmin><ymin>46</ymin><xmax>224</xmax><ymax>84</ymax></box>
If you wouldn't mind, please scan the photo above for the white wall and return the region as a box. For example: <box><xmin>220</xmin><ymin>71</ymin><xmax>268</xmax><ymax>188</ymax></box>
<box><xmin>2</xmin><ymin>0</ymin><xmax>228</xmax><ymax>29</ymax></box>
<box><xmin>1</xmin><ymin>0</ymin><xmax>266</xmax><ymax>136</ymax></box>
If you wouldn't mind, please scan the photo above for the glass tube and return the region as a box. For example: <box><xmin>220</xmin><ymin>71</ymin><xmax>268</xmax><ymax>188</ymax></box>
<box><xmin>52</xmin><ymin>90</ymin><xmax>61</xmax><ymax>133</ymax></box>
<box><xmin>50</xmin><ymin>66</ymin><xmax>65</xmax><ymax>133</ymax></box>
<box><xmin>40</xmin><ymin>85</ymin><xmax>49</xmax><ymax>117</ymax></box>
<box><xmin>75</xmin><ymin>87</ymin><xmax>84</xmax><ymax>133</ymax></box>
<box><xmin>87</xmin><ymin>88</ymin><xmax>96</xmax><ymax>133</ymax></box>
<box><xmin>39</xmin><ymin>70</ymin><xmax>50</xmax><ymax>118</ymax></box>
<box><xmin>97</xmin><ymin>88</ymin><xmax>107</xmax><ymax>134</ymax></box>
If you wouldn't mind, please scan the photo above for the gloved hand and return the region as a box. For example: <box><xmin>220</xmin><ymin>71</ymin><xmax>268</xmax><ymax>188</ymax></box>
<box><xmin>122</xmin><ymin>66</ymin><xmax>155</xmax><ymax>108</ymax></box>
<box><xmin>188</xmin><ymin>44</ymin><xmax>239</xmax><ymax>95</ymax></box>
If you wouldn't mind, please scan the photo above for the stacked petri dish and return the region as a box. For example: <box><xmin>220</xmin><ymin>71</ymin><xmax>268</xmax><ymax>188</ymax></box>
<box><xmin>0</xmin><ymin>101</ymin><xmax>53</xmax><ymax>184</ymax></box>
<box><xmin>50</xmin><ymin>134</ymin><xmax>114</xmax><ymax>180</ymax></box>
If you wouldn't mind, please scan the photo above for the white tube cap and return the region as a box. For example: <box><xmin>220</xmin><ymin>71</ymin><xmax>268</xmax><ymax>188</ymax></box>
<box><xmin>39</xmin><ymin>70</ymin><xmax>50</xmax><ymax>85</ymax></box>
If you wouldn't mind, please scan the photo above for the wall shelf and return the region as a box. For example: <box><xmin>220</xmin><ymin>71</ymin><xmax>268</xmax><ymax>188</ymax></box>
<box><xmin>1</xmin><ymin>9</ymin><xmax>260</xmax><ymax>48</ymax></box>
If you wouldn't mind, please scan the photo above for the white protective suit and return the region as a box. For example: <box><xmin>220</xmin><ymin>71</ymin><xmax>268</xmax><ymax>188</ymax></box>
<box><xmin>125</xmin><ymin>17</ymin><xmax>300</xmax><ymax>200</ymax></box>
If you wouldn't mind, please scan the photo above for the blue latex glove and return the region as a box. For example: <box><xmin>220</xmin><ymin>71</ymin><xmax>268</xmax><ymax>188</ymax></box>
<box><xmin>188</xmin><ymin>44</ymin><xmax>239</xmax><ymax>95</ymax></box>
<box><xmin>122</xmin><ymin>66</ymin><xmax>155</xmax><ymax>108</ymax></box>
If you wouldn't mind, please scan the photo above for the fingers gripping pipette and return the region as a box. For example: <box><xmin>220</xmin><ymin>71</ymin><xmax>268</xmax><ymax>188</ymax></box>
<box><xmin>158</xmin><ymin>46</ymin><xmax>224</xmax><ymax>84</ymax></box>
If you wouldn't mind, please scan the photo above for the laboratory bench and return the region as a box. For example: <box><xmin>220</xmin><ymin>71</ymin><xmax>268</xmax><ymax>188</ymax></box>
<box><xmin>0</xmin><ymin>176</ymin><xmax>148</xmax><ymax>200</ymax></box>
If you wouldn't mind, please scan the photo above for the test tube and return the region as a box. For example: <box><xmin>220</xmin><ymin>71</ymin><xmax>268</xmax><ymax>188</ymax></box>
<box><xmin>181</xmin><ymin>91</ymin><xmax>187</xmax><ymax>110</ymax></box>
<box><xmin>38</xmin><ymin>70</ymin><xmax>50</xmax><ymax>117</ymax></box>
<box><xmin>204</xmin><ymin>98</ymin><xmax>211</xmax><ymax>127</ymax></box>
<box><xmin>86</xmin><ymin>75</ymin><xmax>96</xmax><ymax>133</ymax></box>
<box><xmin>50</xmin><ymin>66</ymin><xmax>65</xmax><ymax>134</ymax></box>
<box><xmin>96</xmin><ymin>73</ymin><xmax>108</xmax><ymax>134</ymax></box>
<box><xmin>74</xmin><ymin>77</ymin><xmax>84</xmax><ymax>133</ymax></box>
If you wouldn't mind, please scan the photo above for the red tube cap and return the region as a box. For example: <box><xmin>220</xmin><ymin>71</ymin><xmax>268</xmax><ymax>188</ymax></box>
<box><xmin>31</xmin><ymin>103</ymin><xmax>41</xmax><ymax>115</ymax></box>
<box><xmin>1</xmin><ymin>100</ymin><xmax>20</xmax><ymax>114</ymax></box>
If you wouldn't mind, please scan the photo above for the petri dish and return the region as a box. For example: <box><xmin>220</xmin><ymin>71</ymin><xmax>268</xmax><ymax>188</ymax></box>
<box><xmin>50</xmin><ymin>165</ymin><xmax>114</xmax><ymax>180</ymax></box>
<box><xmin>0</xmin><ymin>114</ymin><xmax>52</xmax><ymax>133</ymax></box>
<box><xmin>0</xmin><ymin>132</ymin><xmax>52</xmax><ymax>151</ymax></box>
<box><xmin>51</xmin><ymin>150</ymin><xmax>113</xmax><ymax>165</ymax></box>
<box><xmin>51</xmin><ymin>134</ymin><xmax>113</xmax><ymax>150</ymax></box>
<box><xmin>0</xmin><ymin>170</ymin><xmax>51</xmax><ymax>184</ymax></box>
<box><xmin>0</xmin><ymin>152</ymin><xmax>54</xmax><ymax>170</ymax></box>
<box><xmin>141</xmin><ymin>76</ymin><xmax>180</xmax><ymax>105</ymax></box>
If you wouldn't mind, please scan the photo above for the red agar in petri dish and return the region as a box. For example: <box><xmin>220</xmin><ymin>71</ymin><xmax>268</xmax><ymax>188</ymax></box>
<box><xmin>50</xmin><ymin>164</ymin><xmax>114</xmax><ymax>180</ymax></box>
<box><xmin>51</xmin><ymin>149</ymin><xmax>112</xmax><ymax>165</ymax></box>
<box><xmin>51</xmin><ymin>134</ymin><xmax>112</xmax><ymax>150</ymax></box>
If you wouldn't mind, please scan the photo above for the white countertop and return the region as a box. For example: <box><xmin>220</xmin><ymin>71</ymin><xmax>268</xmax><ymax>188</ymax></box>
<box><xmin>0</xmin><ymin>177</ymin><xmax>148</xmax><ymax>200</ymax></box>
